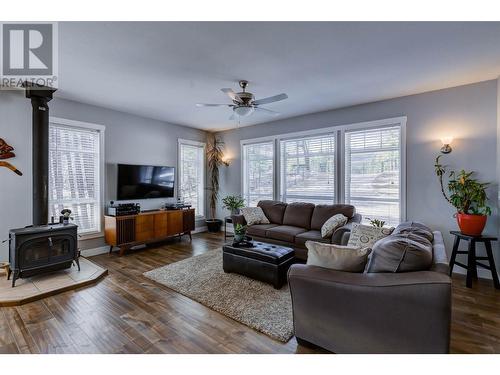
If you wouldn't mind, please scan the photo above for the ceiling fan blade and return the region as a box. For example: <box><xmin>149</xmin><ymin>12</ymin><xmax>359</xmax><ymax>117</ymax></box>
<box><xmin>254</xmin><ymin>107</ymin><xmax>280</xmax><ymax>116</ymax></box>
<box><xmin>253</xmin><ymin>93</ymin><xmax>288</xmax><ymax>106</ymax></box>
<box><xmin>196</xmin><ymin>103</ymin><xmax>233</xmax><ymax>107</ymax></box>
<box><xmin>221</xmin><ymin>88</ymin><xmax>243</xmax><ymax>103</ymax></box>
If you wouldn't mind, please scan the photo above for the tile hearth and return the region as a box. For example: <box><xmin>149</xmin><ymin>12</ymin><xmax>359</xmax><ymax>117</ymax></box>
<box><xmin>0</xmin><ymin>257</ymin><xmax>107</xmax><ymax>306</ymax></box>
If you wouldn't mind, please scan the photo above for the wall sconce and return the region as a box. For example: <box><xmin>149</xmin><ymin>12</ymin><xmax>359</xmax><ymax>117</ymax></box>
<box><xmin>440</xmin><ymin>136</ymin><xmax>453</xmax><ymax>154</ymax></box>
<box><xmin>221</xmin><ymin>155</ymin><xmax>231</xmax><ymax>166</ymax></box>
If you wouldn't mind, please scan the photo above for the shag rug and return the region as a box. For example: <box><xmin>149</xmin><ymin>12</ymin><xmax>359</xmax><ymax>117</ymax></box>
<box><xmin>143</xmin><ymin>248</ymin><xmax>293</xmax><ymax>342</ymax></box>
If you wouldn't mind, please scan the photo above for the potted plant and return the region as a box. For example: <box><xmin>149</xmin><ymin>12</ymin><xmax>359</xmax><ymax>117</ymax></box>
<box><xmin>367</xmin><ymin>218</ymin><xmax>386</xmax><ymax>228</ymax></box>
<box><xmin>234</xmin><ymin>223</ymin><xmax>247</xmax><ymax>243</ymax></box>
<box><xmin>222</xmin><ymin>195</ymin><xmax>245</xmax><ymax>215</ymax></box>
<box><xmin>61</xmin><ymin>208</ymin><xmax>74</xmax><ymax>225</ymax></box>
<box><xmin>205</xmin><ymin>134</ymin><xmax>225</xmax><ymax>232</ymax></box>
<box><xmin>435</xmin><ymin>156</ymin><xmax>491</xmax><ymax>236</ymax></box>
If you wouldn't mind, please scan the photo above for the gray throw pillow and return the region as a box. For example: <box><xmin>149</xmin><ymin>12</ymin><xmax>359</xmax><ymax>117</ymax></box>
<box><xmin>366</xmin><ymin>232</ymin><xmax>433</xmax><ymax>273</ymax></box>
<box><xmin>321</xmin><ymin>214</ymin><xmax>348</xmax><ymax>238</ymax></box>
<box><xmin>240</xmin><ymin>207</ymin><xmax>270</xmax><ymax>225</ymax></box>
<box><xmin>392</xmin><ymin>221</ymin><xmax>434</xmax><ymax>243</ymax></box>
<box><xmin>306</xmin><ymin>241</ymin><xmax>372</xmax><ymax>273</ymax></box>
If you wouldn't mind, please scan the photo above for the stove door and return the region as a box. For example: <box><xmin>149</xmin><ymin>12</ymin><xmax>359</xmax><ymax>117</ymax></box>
<box><xmin>17</xmin><ymin>233</ymin><xmax>77</xmax><ymax>270</ymax></box>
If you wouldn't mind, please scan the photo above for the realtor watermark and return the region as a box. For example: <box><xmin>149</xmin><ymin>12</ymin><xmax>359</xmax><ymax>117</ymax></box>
<box><xmin>0</xmin><ymin>22</ymin><xmax>58</xmax><ymax>89</ymax></box>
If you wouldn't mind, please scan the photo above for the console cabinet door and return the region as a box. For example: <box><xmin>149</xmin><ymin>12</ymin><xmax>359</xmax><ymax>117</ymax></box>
<box><xmin>183</xmin><ymin>209</ymin><xmax>195</xmax><ymax>232</ymax></box>
<box><xmin>136</xmin><ymin>215</ymin><xmax>155</xmax><ymax>242</ymax></box>
<box><xmin>154</xmin><ymin>212</ymin><xmax>168</xmax><ymax>237</ymax></box>
<box><xmin>167</xmin><ymin>211</ymin><xmax>183</xmax><ymax>236</ymax></box>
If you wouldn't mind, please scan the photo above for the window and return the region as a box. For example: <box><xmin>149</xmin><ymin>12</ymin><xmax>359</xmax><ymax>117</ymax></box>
<box><xmin>344</xmin><ymin>125</ymin><xmax>402</xmax><ymax>226</ymax></box>
<box><xmin>49</xmin><ymin>119</ymin><xmax>104</xmax><ymax>234</ymax></box>
<box><xmin>240</xmin><ymin>117</ymin><xmax>406</xmax><ymax>225</ymax></box>
<box><xmin>178</xmin><ymin>139</ymin><xmax>205</xmax><ymax>217</ymax></box>
<box><xmin>280</xmin><ymin>134</ymin><xmax>336</xmax><ymax>204</ymax></box>
<box><xmin>242</xmin><ymin>141</ymin><xmax>274</xmax><ymax>206</ymax></box>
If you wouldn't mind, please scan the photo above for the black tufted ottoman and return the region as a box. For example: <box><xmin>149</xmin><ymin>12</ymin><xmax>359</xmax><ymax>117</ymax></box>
<box><xmin>222</xmin><ymin>241</ymin><xmax>295</xmax><ymax>289</ymax></box>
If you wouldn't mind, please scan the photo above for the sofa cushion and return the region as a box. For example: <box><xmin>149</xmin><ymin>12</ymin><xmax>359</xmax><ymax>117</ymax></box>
<box><xmin>282</xmin><ymin>202</ymin><xmax>315</xmax><ymax>229</ymax></box>
<box><xmin>311</xmin><ymin>204</ymin><xmax>355</xmax><ymax>230</ymax></box>
<box><xmin>321</xmin><ymin>214</ymin><xmax>348</xmax><ymax>238</ymax></box>
<box><xmin>306</xmin><ymin>241</ymin><xmax>372</xmax><ymax>272</ymax></box>
<box><xmin>295</xmin><ymin>230</ymin><xmax>331</xmax><ymax>247</ymax></box>
<box><xmin>266</xmin><ymin>225</ymin><xmax>307</xmax><ymax>243</ymax></box>
<box><xmin>393</xmin><ymin>221</ymin><xmax>434</xmax><ymax>243</ymax></box>
<box><xmin>366</xmin><ymin>233</ymin><xmax>433</xmax><ymax>273</ymax></box>
<box><xmin>347</xmin><ymin>223</ymin><xmax>394</xmax><ymax>248</ymax></box>
<box><xmin>246</xmin><ymin>223</ymin><xmax>278</xmax><ymax>237</ymax></box>
<box><xmin>240</xmin><ymin>207</ymin><xmax>270</xmax><ymax>225</ymax></box>
<box><xmin>257</xmin><ymin>200</ymin><xmax>288</xmax><ymax>224</ymax></box>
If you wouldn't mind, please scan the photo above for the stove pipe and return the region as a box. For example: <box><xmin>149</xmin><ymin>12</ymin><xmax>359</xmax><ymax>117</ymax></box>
<box><xmin>24</xmin><ymin>83</ymin><xmax>57</xmax><ymax>226</ymax></box>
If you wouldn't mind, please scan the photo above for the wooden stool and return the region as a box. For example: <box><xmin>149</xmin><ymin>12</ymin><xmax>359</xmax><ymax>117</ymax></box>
<box><xmin>449</xmin><ymin>231</ymin><xmax>500</xmax><ymax>289</ymax></box>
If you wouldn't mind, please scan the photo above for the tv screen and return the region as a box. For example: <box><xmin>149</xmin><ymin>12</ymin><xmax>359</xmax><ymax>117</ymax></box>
<box><xmin>117</xmin><ymin>164</ymin><xmax>175</xmax><ymax>200</ymax></box>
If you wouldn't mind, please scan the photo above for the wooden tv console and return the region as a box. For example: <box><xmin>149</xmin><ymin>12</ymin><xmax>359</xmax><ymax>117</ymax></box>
<box><xmin>104</xmin><ymin>208</ymin><xmax>195</xmax><ymax>256</ymax></box>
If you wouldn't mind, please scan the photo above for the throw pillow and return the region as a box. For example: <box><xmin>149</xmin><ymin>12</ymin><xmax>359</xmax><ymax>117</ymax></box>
<box><xmin>321</xmin><ymin>214</ymin><xmax>348</xmax><ymax>238</ymax></box>
<box><xmin>366</xmin><ymin>232</ymin><xmax>433</xmax><ymax>273</ymax></box>
<box><xmin>347</xmin><ymin>223</ymin><xmax>394</xmax><ymax>248</ymax></box>
<box><xmin>305</xmin><ymin>241</ymin><xmax>372</xmax><ymax>273</ymax></box>
<box><xmin>240</xmin><ymin>207</ymin><xmax>270</xmax><ymax>225</ymax></box>
<box><xmin>392</xmin><ymin>221</ymin><xmax>434</xmax><ymax>243</ymax></box>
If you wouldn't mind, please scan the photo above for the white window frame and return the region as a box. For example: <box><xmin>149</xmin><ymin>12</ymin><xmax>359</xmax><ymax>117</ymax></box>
<box><xmin>178</xmin><ymin>138</ymin><xmax>206</xmax><ymax>219</ymax></box>
<box><xmin>49</xmin><ymin>116</ymin><xmax>106</xmax><ymax>239</ymax></box>
<box><xmin>240</xmin><ymin>116</ymin><xmax>407</xmax><ymax>222</ymax></box>
<box><xmin>240</xmin><ymin>137</ymin><xmax>277</xmax><ymax>206</ymax></box>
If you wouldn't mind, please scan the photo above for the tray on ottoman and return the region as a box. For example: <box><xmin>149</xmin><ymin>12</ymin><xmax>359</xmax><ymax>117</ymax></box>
<box><xmin>222</xmin><ymin>241</ymin><xmax>295</xmax><ymax>289</ymax></box>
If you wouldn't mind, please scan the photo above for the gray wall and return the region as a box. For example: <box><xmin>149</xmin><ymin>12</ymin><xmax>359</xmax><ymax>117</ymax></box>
<box><xmin>217</xmin><ymin>80</ymin><xmax>499</xmax><ymax>273</ymax></box>
<box><xmin>0</xmin><ymin>90</ymin><xmax>208</xmax><ymax>259</ymax></box>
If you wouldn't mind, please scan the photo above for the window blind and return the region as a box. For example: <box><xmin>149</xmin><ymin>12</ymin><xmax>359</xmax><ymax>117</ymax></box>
<box><xmin>48</xmin><ymin>123</ymin><xmax>102</xmax><ymax>234</ymax></box>
<box><xmin>242</xmin><ymin>141</ymin><xmax>274</xmax><ymax>206</ymax></box>
<box><xmin>179</xmin><ymin>141</ymin><xmax>205</xmax><ymax>217</ymax></box>
<box><xmin>280</xmin><ymin>134</ymin><xmax>336</xmax><ymax>204</ymax></box>
<box><xmin>344</xmin><ymin>125</ymin><xmax>401</xmax><ymax>226</ymax></box>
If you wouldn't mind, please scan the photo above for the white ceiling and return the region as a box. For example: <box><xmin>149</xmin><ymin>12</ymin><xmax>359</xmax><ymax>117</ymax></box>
<box><xmin>57</xmin><ymin>22</ymin><xmax>500</xmax><ymax>131</ymax></box>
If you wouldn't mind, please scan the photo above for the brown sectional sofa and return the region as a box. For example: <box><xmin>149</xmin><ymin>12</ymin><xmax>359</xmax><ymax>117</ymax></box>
<box><xmin>232</xmin><ymin>200</ymin><xmax>362</xmax><ymax>260</ymax></box>
<box><xmin>288</xmin><ymin>227</ymin><xmax>452</xmax><ymax>353</ymax></box>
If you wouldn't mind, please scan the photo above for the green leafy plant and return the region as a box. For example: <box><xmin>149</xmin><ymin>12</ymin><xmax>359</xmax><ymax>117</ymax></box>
<box><xmin>435</xmin><ymin>155</ymin><xmax>491</xmax><ymax>215</ymax></box>
<box><xmin>206</xmin><ymin>134</ymin><xmax>226</xmax><ymax>220</ymax></box>
<box><xmin>368</xmin><ymin>218</ymin><xmax>386</xmax><ymax>227</ymax></box>
<box><xmin>234</xmin><ymin>223</ymin><xmax>247</xmax><ymax>236</ymax></box>
<box><xmin>222</xmin><ymin>195</ymin><xmax>245</xmax><ymax>213</ymax></box>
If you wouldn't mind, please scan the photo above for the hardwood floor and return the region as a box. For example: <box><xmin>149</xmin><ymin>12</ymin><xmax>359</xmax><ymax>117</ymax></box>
<box><xmin>0</xmin><ymin>231</ymin><xmax>499</xmax><ymax>354</ymax></box>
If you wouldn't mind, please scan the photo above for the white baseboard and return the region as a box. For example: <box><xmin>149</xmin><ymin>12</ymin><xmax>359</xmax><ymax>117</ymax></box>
<box><xmin>193</xmin><ymin>226</ymin><xmax>207</xmax><ymax>234</ymax></box>
<box><xmin>81</xmin><ymin>246</ymin><xmax>109</xmax><ymax>257</ymax></box>
<box><xmin>81</xmin><ymin>227</ymin><xmax>208</xmax><ymax>257</ymax></box>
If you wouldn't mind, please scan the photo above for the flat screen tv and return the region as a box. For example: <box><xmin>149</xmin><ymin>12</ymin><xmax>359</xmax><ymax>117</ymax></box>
<box><xmin>117</xmin><ymin>164</ymin><xmax>175</xmax><ymax>200</ymax></box>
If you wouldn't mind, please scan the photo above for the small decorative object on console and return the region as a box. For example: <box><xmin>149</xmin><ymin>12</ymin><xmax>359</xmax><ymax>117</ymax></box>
<box><xmin>61</xmin><ymin>208</ymin><xmax>73</xmax><ymax>225</ymax></box>
<box><xmin>107</xmin><ymin>202</ymin><xmax>141</xmax><ymax>216</ymax></box>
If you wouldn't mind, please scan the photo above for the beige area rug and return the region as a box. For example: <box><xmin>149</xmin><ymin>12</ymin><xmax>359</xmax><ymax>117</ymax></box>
<box><xmin>143</xmin><ymin>248</ymin><xmax>294</xmax><ymax>342</ymax></box>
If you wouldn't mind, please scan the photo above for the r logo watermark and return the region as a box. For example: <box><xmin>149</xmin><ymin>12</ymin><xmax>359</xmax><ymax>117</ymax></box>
<box><xmin>0</xmin><ymin>22</ymin><xmax>58</xmax><ymax>89</ymax></box>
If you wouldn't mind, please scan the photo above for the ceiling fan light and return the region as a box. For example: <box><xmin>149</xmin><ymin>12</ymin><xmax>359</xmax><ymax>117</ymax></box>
<box><xmin>234</xmin><ymin>106</ymin><xmax>254</xmax><ymax>117</ymax></box>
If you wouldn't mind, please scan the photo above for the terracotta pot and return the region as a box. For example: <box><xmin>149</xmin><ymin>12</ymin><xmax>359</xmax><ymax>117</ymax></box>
<box><xmin>456</xmin><ymin>213</ymin><xmax>487</xmax><ymax>236</ymax></box>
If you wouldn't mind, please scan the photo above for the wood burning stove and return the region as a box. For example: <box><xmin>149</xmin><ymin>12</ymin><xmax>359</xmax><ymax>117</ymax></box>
<box><xmin>8</xmin><ymin>223</ymin><xmax>79</xmax><ymax>287</ymax></box>
<box><xmin>6</xmin><ymin>83</ymin><xmax>81</xmax><ymax>288</ymax></box>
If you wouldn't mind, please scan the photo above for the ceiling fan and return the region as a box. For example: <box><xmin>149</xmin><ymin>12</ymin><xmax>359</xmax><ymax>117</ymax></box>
<box><xmin>196</xmin><ymin>80</ymin><xmax>288</xmax><ymax>120</ymax></box>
